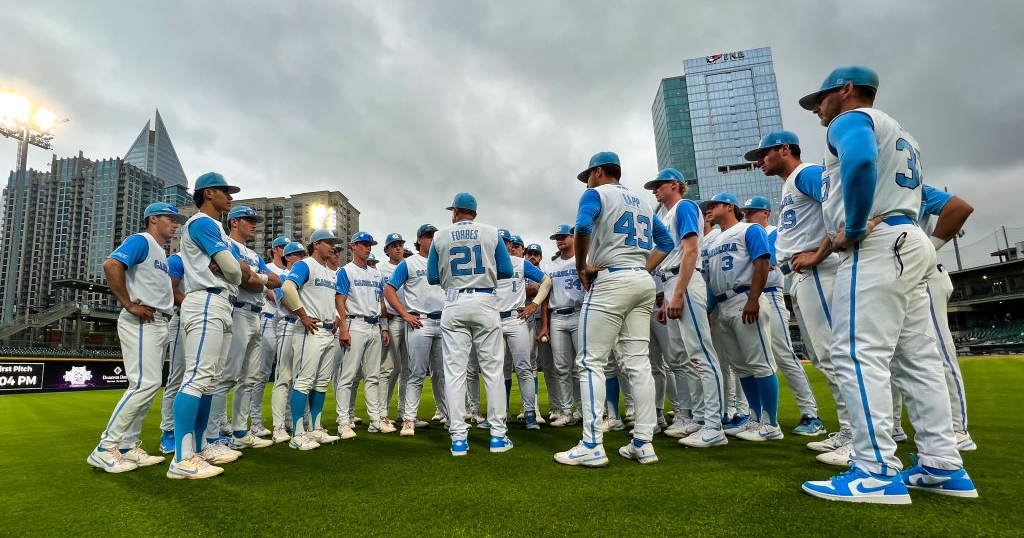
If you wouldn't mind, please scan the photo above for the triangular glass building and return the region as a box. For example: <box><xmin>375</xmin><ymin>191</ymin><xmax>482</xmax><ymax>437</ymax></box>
<box><xmin>124</xmin><ymin>110</ymin><xmax>190</xmax><ymax>208</ymax></box>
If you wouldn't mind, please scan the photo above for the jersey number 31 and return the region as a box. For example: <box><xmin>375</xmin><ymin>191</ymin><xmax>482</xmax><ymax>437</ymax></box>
<box><xmin>613</xmin><ymin>212</ymin><xmax>653</xmax><ymax>249</ymax></box>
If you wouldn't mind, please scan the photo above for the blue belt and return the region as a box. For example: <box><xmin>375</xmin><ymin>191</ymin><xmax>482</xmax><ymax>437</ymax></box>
<box><xmin>233</xmin><ymin>302</ymin><xmax>262</xmax><ymax>313</ymax></box>
<box><xmin>206</xmin><ymin>288</ymin><xmax>237</xmax><ymax>303</ymax></box>
<box><xmin>458</xmin><ymin>288</ymin><xmax>493</xmax><ymax>294</ymax></box>
<box><xmin>882</xmin><ymin>215</ymin><xmax>915</xmax><ymax>226</ymax></box>
<box><xmin>608</xmin><ymin>267</ymin><xmax>645</xmax><ymax>273</ymax></box>
<box><xmin>321</xmin><ymin>321</ymin><xmax>335</xmax><ymax>330</ymax></box>
<box><xmin>764</xmin><ymin>286</ymin><xmax>779</xmax><ymax>293</ymax></box>
<box><xmin>500</xmin><ymin>310</ymin><xmax>524</xmax><ymax>319</ymax></box>
<box><xmin>263</xmin><ymin>312</ymin><xmax>275</xmax><ymax>319</ymax></box>
<box><xmin>409</xmin><ymin>311</ymin><xmax>442</xmax><ymax>320</ymax></box>
<box><xmin>283</xmin><ymin>316</ymin><xmax>298</xmax><ymax>324</ymax></box>
<box><xmin>714</xmin><ymin>286</ymin><xmax>751</xmax><ymax>304</ymax></box>
<box><xmin>553</xmin><ymin>307</ymin><xmax>579</xmax><ymax>316</ymax></box>
<box><xmin>348</xmin><ymin>315</ymin><xmax>379</xmax><ymax>324</ymax></box>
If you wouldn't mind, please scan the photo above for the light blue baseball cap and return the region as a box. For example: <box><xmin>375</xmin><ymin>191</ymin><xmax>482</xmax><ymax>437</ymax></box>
<box><xmin>577</xmin><ymin>151</ymin><xmax>621</xmax><ymax>182</ymax></box>
<box><xmin>272</xmin><ymin>236</ymin><xmax>290</xmax><ymax>248</ymax></box>
<box><xmin>384</xmin><ymin>232</ymin><xmax>405</xmax><ymax>247</ymax></box>
<box><xmin>799</xmin><ymin>66</ymin><xmax>879</xmax><ymax>110</ymax></box>
<box><xmin>446</xmin><ymin>192</ymin><xmax>478</xmax><ymax>212</ymax></box>
<box><xmin>643</xmin><ymin>168</ymin><xmax>685</xmax><ymax>190</ymax></box>
<box><xmin>227</xmin><ymin>205</ymin><xmax>264</xmax><ymax>223</ymax></box>
<box><xmin>143</xmin><ymin>202</ymin><xmax>187</xmax><ymax>224</ymax></box>
<box><xmin>283</xmin><ymin>241</ymin><xmax>306</xmax><ymax>256</ymax></box>
<box><xmin>367</xmin><ymin>253</ymin><xmax>378</xmax><ymax>264</ymax></box>
<box><xmin>417</xmin><ymin>224</ymin><xmax>438</xmax><ymax>238</ymax></box>
<box><xmin>744</xmin><ymin>131</ymin><xmax>801</xmax><ymax>161</ymax></box>
<box><xmin>510</xmin><ymin>235</ymin><xmax>524</xmax><ymax>246</ymax></box>
<box><xmin>549</xmin><ymin>224</ymin><xmax>573</xmax><ymax>239</ymax></box>
<box><xmin>498</xmin><ymin>228</ymin><xmax>512</xmax><ymax>241</ymax></box>
<box><xmin>525</xmin><ymin>243</ymin><xmax>542</xmax><ymax>254</ymax></box>
<box><xmin>309</xmin><ymin>228</ymin><xmax>341</xmax><ymax>244</ymax></box>
<box><xmin>194</xmin><ymin>172</ymin><xmax>240</xmax><ymax>194</ymax></box>
<box><xmin>350</xmin><ymin>231</ymin><xmax>378</xmax><ymax>245</ymax></box>
<box><xmin>742</xmin><ymin>196</ymin><xmax>772</xmax><ymax>211</ymax></box>
<box><xmin>708</xmin><ymin>192</ymin><xmax>741</xmax><ymax>208</ymax></box>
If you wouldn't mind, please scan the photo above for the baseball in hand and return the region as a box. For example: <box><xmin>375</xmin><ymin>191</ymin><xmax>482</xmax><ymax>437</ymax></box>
<box><xmin>540</xmin><ymin>335</ymin><xmax>549</xmax><ymax>343</ymax></box>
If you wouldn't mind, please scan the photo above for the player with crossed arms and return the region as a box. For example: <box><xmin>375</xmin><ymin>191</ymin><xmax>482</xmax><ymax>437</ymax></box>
<box><xmin>798</xmin><ymin>66</ymin><xmax>976</xmax><ymax>503</ymax></box>
<box><xmin>428</xmin><ymin>193</ymin><xmax>515</xmax><ymax>456</ymax></box>
<box><xmin>554</xmin><ymin>152</ymin><xmax>673</xmax><ymax>467</ymax></box>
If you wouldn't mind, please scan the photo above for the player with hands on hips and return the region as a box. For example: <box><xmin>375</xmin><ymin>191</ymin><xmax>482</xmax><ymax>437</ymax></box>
<box><xmin>538</xmin><ymin>224</ymin><xmax>584</xmax><ymax>427</ymax></box>
<box><xmin>798</xmin><ymin>66</ymin><xmax>976</xmax><ymax>503</ymax></box>
<box><xmin>88</xmin><ymin>202</ymin><xmax>187</xmax><ymax>473</ymax></box>
<box><xmin>428</xmin><ymin>193</ymin><xmax>516</xmax><ymax>456</ymax></box>
<box><xmin>553</xmin><ymin>152</ymin><xmax>673</xmax><ymax>468</ymax></box>
<box><xmin>703</xmin><ymin>193</ymin><xmax>783</xmax><ymax>443</ymax></box>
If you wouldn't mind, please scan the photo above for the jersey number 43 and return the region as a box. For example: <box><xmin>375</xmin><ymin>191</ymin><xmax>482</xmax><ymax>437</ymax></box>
<box><xmin>613</xmin><ymin>211</ymin><xmax>653</xmax><ymax>249</ymax></box>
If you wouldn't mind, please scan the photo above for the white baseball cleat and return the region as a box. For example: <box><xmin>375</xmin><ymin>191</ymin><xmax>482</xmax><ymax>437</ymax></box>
<box><xmin>816</xmin><ymin>442</ymin><xmax>855</xmax><ymax>467</ymax></box>
<box><xmin>663</xmin><ymin>416</ymin><xmax>700</xmax><ymax>438</ymax></box>
<box><xmin>678</xmin><ymin>426</ymin><xmax>728</xmax><ymax>448</ymax></box>
<box><xmin>288</xmin><ymin>433</ymin><xmax>320</xmax><ymax>451</ymax></box>
<box><xmin>955</xmin><ymin>430</ymin><xmax>977</xmax><ymax>452</ymax></box>
<box><xmin>736</xmin><ymin>423</ymin><xmax>784</xmax><ymax>442</ymax></box>
<box><xmin>272</xmin><ymin>426</ymin><xmax>291</xmax><ymax>444</ymax></box>
<box><xmin>230</xmin><ymin>432</ymin><xmax>273</xmax><ymax>449</ymax></box>
<box><xmin>119</xmin><ymin>445</ymin><xmax>165</xmax><ymax>467</ymax></box>
<box><xmin>167</xmin><ymin>455</ymin><xmax>223</xmax><ymax>480</ymax></box>
<box><xmin>549</xmin><ymin>413</ymin><xmax>571</xmax><ymax>428</ymax></box>
<box><xmin>309</xmin><ymin>428</ymin><xmax>340</xmax><ymax>444</ymax></box>
<box><xmin>414</xmin><ymin>419</ymin><xmax>429</xmax><ymax>428</ymax></box>
<box><xmin>200</xmin><ymin>442</ymin><xmax>240</xmax><ymax>465</ymax></box>
<box><xmin>618</xmin><ymin>440</ymin><xmax>659</xmax><ymax>465</ymax></box>
<box><xmin>250</xmin><ymin>424</ymin><xmax>272</xmax><ymax>438</ymax></box>
<box><xmin>599</xmin><ymin>417</ymin><xmax>625</xmax><ymax>432</ymax></box>
<box><xmin>807</xmin><ymin>431</ymin><xmax>849</xmax><ymax>453</ymax></box>
<box><xmin>400</xmin><ymin>420</ymin><xmax>416</xmax><ymax>437</ymax></box>
<box><xmin>87</xmin><ymin>446</ymin><xmax>138</xmax><ymax>473</ymax></box>
<box><xmin>554</xmin><ymin>441</ymin><xmax>609</xmax><ymax>467</ymax></box>
<box><xmin>338</xmin><ymin>424</ymin><xmax>358</xmax><ymax>440</ymax></box>
<box><xmin>431</xmin><ymin>410</ymin><xmax>445</xmax><ymax>422</ymax></box>
<box><xmin>368</xmin><ymin>420</ymin><xmax>397</xmax><ymax>434</ymax></box>
<box><xmin>892</xmin><ymin>426</ymin><xmax>908</xmax><ymax>443</ymax></box>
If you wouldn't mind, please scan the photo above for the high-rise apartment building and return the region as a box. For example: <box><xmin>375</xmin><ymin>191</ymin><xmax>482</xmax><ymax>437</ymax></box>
<box><xmin>652</xmin><ymin>47</ymin><xmax>785</xmax><ymax>216</ymax></box>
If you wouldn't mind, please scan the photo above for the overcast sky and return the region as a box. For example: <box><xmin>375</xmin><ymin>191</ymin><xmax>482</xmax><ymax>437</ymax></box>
<box><xmin>2</xmin><ymin>0</ymin><xmax>1021</xmax><ymax>268</ymax></box>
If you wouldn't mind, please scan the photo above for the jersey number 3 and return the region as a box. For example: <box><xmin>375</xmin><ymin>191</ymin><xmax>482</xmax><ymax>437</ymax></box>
<box><xmin>450</xmin><ymin>245</ymin><xmax>485</xmax><ymax>276</ymax></box>
<box><xmin>895</xmin><ymin>138</ymin><xmax>922</xmax><ymax>189</ymax></box>
<box><xmin>613</xmin><ymin>212</ymin><xmax>653</xmax><ymax>249</ymax></box>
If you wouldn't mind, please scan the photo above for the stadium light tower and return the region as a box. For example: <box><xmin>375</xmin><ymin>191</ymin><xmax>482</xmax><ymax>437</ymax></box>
<box><xmin>0</xmin><ymin>92</ymin><xmax>64</xmax><ymax>324</ymax></box>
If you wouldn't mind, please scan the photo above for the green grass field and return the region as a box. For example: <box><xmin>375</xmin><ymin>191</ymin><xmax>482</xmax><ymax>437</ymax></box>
<box><xmin>2</xmin><ymin>356</ymin><xmax>1022</xmax><ymax>537</ymax></box>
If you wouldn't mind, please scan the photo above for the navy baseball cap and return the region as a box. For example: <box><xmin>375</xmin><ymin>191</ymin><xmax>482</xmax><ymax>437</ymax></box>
<box><xmin>143</xmin><ymin>202</ymin><xmax>187</xmax><ymax>224</ymax></box>
<box><xmin>744</xmin><ymin>131</ymin><xmax>801</xmax><ymax>161</ymax></box>
<box><xmin>417</xmin><ymin>224</ymin><xmax>438</xmax><ymax>238</ymax></box>
<box><xmin>799</xmin><ymin>66</ymin><xmax>879</xmax><ymax>110</ymax></box>
<box><xmin>194</xmin><ymin>172</ymin><xmax>240</xmax><ymax>194</ymax></box>
<box><xmin>227</xmin><ymin>205</ymin><xmax>264</xmax><ymax>223</ymax></box>
<box><xmin>510</xmin><ymin>235</ymin><xmax>524</xmax><ymax>246</ymax></box>
<box><xmin>350</xmin><ymin>231</ymin><xmax>378</xmax><ymax>245</ymax></box>
<box><xmin>525</xmin><ymin>243</ymin><xmax>542</xmax><ymax>254</ymax></box>
<box><xmin>699</xmin><ymin>200</ymin><xmax>712</xmax><ymax>214</ymax></box>
<box><xmin>742</xmin><ymin>196</ymin><xmax>772</xmax><ymax>211</ymax></box>
<box><xmin>283</xmin><ymin>241</ymin><xmax>305</xmax><ymax>256</ymax></box>
<box><xmin>272</xmin><ymin>236</ymin><xmax>290</xmax><ymax>248</ymax></box>
<box><xmin>498</xmin><ymin>229</ymin><xmax>512</xmax><ymax>241</ymax></box>
<box><xmin>550</xmin><ymin>224</ymin><xmax>573</xmax><ymax>239</ymax></box>
<box><xmin>577</xmin><ymin>151</ymin><xmax>621</xmax><ymax>182</ymax></box>
<box><xmin>707</xmin><ymin>193</ymin><xmax>741</xmax><ymax>208</ymax></box>
<box><xmin>446</xmin><ymin>192</ymin><xmax>478</xmax><ymax>212</ymax></box>
<box><xmin>310</xmin><ymin>229</ymin><xmax>341</xmax><ymax>244</ymax></box>
<box><xmin>384</xmin><ymin>232</ymin><xmax>405</xmax><ymax>247</ymax></box>
<box><xmin>643</xmin><ymin>168</ymin><xmax>685</xmax><ymax>190</ymax></box>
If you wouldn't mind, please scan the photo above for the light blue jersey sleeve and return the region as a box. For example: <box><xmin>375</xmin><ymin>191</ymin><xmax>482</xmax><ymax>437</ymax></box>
<box><xmin>335</xmin><ymin>268</ymin><xmax>350</xmax><ymax>295</ymax></box>
<box><xmin>767</xmin><ymin>228</ymin><xmax>778</xmax><ymax>266</ymax></box>
<box><xmin>920</xmin><ymin>184</ymin><xmax>952</xmax><ymax>218</ymax></box>
<box><xmin>427</xmin><ymin>244</ymin><xmax>440</xmax><ymax>285</ymax></box>
<box><xmin>496</xmin><ymin>239</ymin><xmax>514</xmax><ymax>279</ymax></box>
<box><xmin>387</xmin><ymin>260</ymin><xmax>410</xmax><ymax>289</ymax></box>
<box><xmin>652</xmin><ymin>215</ymin><xmax>672</xmax><ymax>254</ymax></box>
<box><xmin>794</xmin><ymin>165</ymin><xmax>825</xmax><ymax>202</ymax></box>
<box><xmin>188</xmin><ymin>218</ymin><xmax>230</xmax><ymax>257</ymax></box>
<box><xmin>523</xmin><ymin>260</ymin><xmax>545</xmax><ymax>282</ymax></box>
<box><xmin>574</xmin><ymin>189</ymin><xmax>602</xmax><ymax>237</ymax></box>
<box><xmin>257</xmin><ymin>256</ymin><xmax>270</xmax><ymax>273</ymax></box>
<box><xmin>108</xmin><ymin>234</ymin><xmax>149</xmax><ymax>267</ymax></box>
<box><xmin>167</xmin><ymin>254</ymin><xmax>184</xmax><ymax>279</ymax></box>
<box><xmin>827</xmin><ymin>111</ymin><xmax>877</xmax><ymax>241</ymax></box>
<box><xmin>675</xmin><ymin>201</ymin><xmax>701</xmax><ymax>239</ymax></box>
<box><xmin>745</xmin><ymin>225</ymin><xmax>771</xmax><ymax>260</ymax></box>
<box><xmin>285</xmin><ymin>260</ymin><xmax>310</xmax><ymax>287</ymax></box>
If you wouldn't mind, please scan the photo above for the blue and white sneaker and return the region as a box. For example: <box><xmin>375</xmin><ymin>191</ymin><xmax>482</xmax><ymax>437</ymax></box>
<box><xmin>802</xmin><ymin>466</ymin><xmax>911</xmax><ymax>504</ymax></box>
<box><xmin>793</xmin><ymin>415</ymin><xmax>826</xmax><ymax>436</ymax></box>
<box><xmin>524</xmin><ymin>411</ymin><xmax>540</xmax><ymax>430</ymax></box>
<box><xmin>892</xmin><ymin>426</ymin><xmax>908</xmax><ymax>443</ymax></box>
<box><xmin>554</xmin><ymin>441</ymin><xmax>609</xmax><ymax>467</ymax></box>
<box><xmin>477</xmin><ymin>420</ymin><xmax>492</xmax><ymax>430</ymax></box>
<box><xmin>955</xmin><ymin>431</ymin><xmax>978</xmax><ymax>452</ymax></box>
<box><xmin>618</xmin><ymin>439</ymin><xmax>659</xmax><ymax>464</ymax></box>
<box><xmin>450</xmin><ymin>439</ymin><xmax>469</xmax><ymax>456</ymax></box>
<box><xmin>159</xmin><ymin>430</ymin><xmax>175</xmax><ymax>454</ymax></box>
<box><xmin>489</xmin><ymin>436</ymin><xmax>514</xmax><ymax>453</ymax></box>
<box><xmin>723</xmin><ymin>414</ymin><xmax>749</xmax><ymax>436</ymax></box>
<box><xmin>900</xmin><ymin>454</ymin><xmax>978</xmax><ymax>498</ymax></box>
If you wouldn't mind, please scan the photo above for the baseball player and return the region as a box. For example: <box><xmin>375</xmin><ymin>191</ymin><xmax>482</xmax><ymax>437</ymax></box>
<box><xmin>524</xmin><ymin>243</ymin><xmax>554</xmax><ymax>423</ymax></box>
<box><xmin>495</xmin><ymin>231</ymin><xmax>552</xmax><ymax>430</ymax></box>
<box><xmin>158</xmin><ymin>252</ymin><xmax>187</xmax><ymax>454</ymax></box>
<box><xmin>250</xmin><ymin>236</ymin><xmax>291</xmax><ymax>437</ymax></box>
<box><xmin>428</xmin><ymin>192</ymin><xmax>515</xmax><ymax>455</ymax></box>
<box><xmin>378</xmin><ymin>233</ymin><xmax>411</xmax><ymax>425</ymax></box>
<box><xmin>335</xmin><ymin>232</ymin><xmax>392</xmax><ymax>437</ymax></box>
<box><xmin>536</xmin><ymin>224</ymin><xmax>583</xmax><ymax>427</ymax></box>
<box><xmin>703</xmin><ymin>193</ymin><xmax>782</xmax><ymax>443</ymax></box>
<box><xmin>88</xmin><ymin>202</ymin><xmax>186</xmax><ymax>473</ymax></box>
<box><xmin>168</xmin><ymin>172</ymin><xmax>262</xmax><ymax>479</ymax></box>
<box><xmin>509</xmin><ymin>235</ymin><xmax>526</xmax><ymax>257</ymax></box>
<box><xmin>745</xmin><ymin>131</ymin><xmax>854</xmax><ymax>463</ymax></box>
<box><xmin>554</xmin><ymin>151</ymin><xmax>673</xmax><ymax>467</ymax></box>
<box><xmin>740</xmin><ymin>196</ymin><xmax>824</xmax><ymax>436</ymax></box>
<box><xmin>644</xmin><ymin>169</ymin><xmax>727</xmax><ymax>448</ymax></box>
<box><xmin>385</xmin><ymin>224</ymin><xmax>448</xmax><ymax>436</ymax></box>
<box><xmin>208</xmin><ymin>206</ymin><xmax>281</xmax><ymax>451</ymax></box>
<box><xmin>799</xmin><ymin>66</ymin><xmax>976</xmax><ymax>503</ymax></box>
<box><xmin>270</xmin><ymin>241</ymin><xmax>308</xmax><ymax>443</ymax></box>
<box><xmin>280</xmin><ymin>229</ymin><xmax>345</xmax><ymax>450</ymax></box>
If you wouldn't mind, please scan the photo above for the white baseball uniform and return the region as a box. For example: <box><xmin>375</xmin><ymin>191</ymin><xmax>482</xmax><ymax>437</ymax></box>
<box><xmin>545</xmin><ymin>254</ymin><xmax>584</xmax><ymax>417</ymax></box>
<box><xmin>377</xmin><ymin>258</ymin><xmax>409</xmax><ymax>420</ymax></box>
<box><xmin>335</xmin><ymin>261</ymin><xmax>386</xmax><ymax>427</ymax></box>
<box><xmin>495</xmin><ymin>256</ymin><xmax>546</xmax><ymax>414</ymax></box>
<box><xmin>250</xmin><ymin>260</ymin><xmax>288</xmax><ymax>432</ymax></box>
<box><xmin>158</xmin><ymin>254</ymin><xmax>185</xmax><ymax>438</ymax></box>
